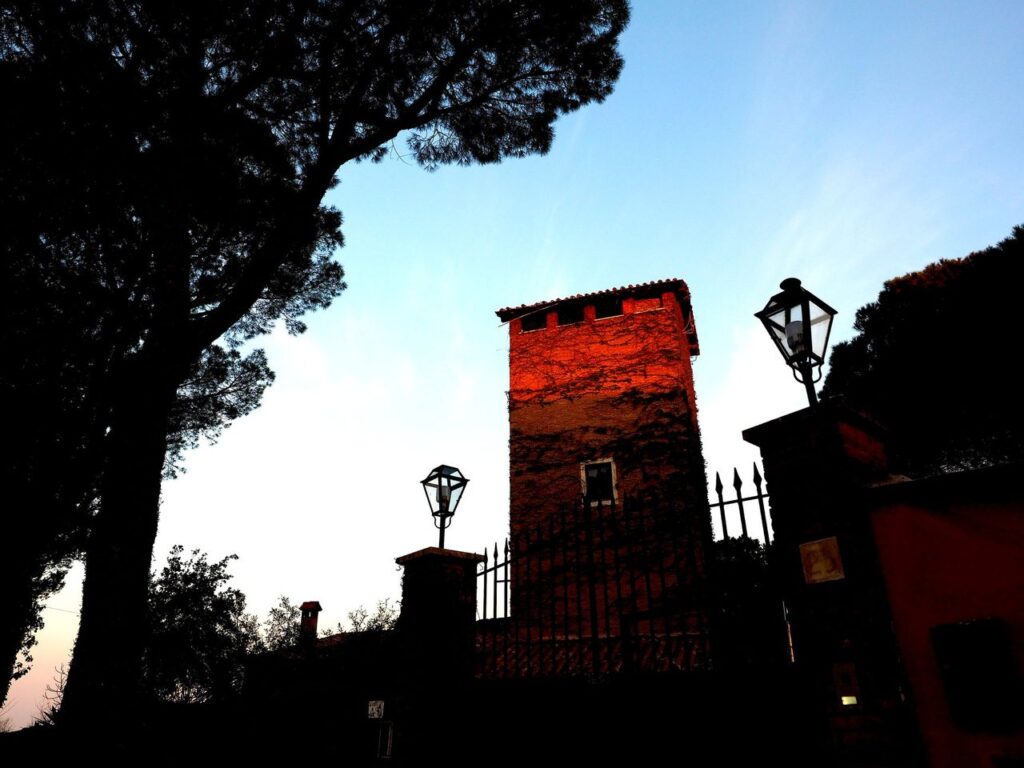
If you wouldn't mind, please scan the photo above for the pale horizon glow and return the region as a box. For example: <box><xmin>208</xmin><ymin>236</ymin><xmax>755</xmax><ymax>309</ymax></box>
<box><xmin>7</xmin><ymin>1</ymin><xmax>1024</xmax><ymax>728</ymax></box>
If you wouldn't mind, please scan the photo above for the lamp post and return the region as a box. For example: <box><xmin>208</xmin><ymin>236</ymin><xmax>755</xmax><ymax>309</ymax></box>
<box><xmin>421</xmin><ymin>464</ymin><xmax>469</xmax><ymax>549</ymax></box>
<box><xmin>755</xmin><ymin>278</ymin><xmax>837</xmax><ymax>407</ymax></box>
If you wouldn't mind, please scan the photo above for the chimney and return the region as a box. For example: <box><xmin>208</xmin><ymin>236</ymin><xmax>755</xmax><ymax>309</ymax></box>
<box><xmin>299</xmin><ymin>601</ymin><xmax>322</xmax><ymax>647</ymax></box>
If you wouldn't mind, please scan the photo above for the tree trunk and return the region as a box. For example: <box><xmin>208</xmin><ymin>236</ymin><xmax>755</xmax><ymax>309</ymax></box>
<box><xmin>59</xmin><ymin>363</ymin><xmax>178</xmax><ymax>727</ymax></box>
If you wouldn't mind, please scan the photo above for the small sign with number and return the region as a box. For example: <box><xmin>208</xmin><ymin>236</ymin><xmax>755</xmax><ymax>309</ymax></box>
<box><xmin>368</xmin><ymin>700</ymin><xmax>385</xmax><ymax>720</ymax></box>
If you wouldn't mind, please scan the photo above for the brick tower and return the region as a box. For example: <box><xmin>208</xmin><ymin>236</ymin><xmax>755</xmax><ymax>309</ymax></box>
<box><xmin>495</xmin><ymin>279</ymin><xmax>711</xmax><ymax>658</ymax></box>
<box><xmin>497</xmin><ymin>279</ymin><xmax>705</xmax><ymax>528</ymax></box>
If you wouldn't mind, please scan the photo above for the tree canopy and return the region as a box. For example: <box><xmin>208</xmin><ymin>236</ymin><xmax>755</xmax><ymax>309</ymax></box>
<box><xmin>1</xmin><ymin>0</ymin><xmax>629</xmax><ymax>721</ymax></box>
<box><xmin>144</xmin><ymin>546</ymin><xmax>262</xmax><ymax>704</ymax></box>
<box><xmin>822</xmin><ymin>225</ymin><xmax>1024</xmax><ymax>474</ymax></box>
<box><xmin>261</xmin><ymin>596</ymin><xmax>302</xmax><ymax>652</ymax></box>
<box><xmin>345</xmin><ymin>599</ymin><xmax>399</xmax><ymax>633</ymax></box>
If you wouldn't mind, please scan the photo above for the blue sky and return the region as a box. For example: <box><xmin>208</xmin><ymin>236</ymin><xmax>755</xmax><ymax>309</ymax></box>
<box><xmin>7</xmin><ymin>0</ymin><xmax>1024</xmax><ymax>727</ymax></box>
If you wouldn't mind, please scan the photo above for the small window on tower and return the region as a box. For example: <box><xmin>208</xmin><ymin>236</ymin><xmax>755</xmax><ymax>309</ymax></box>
<box><xmin>557</xmin><ymin>303</ymin><xmax>585</xmax><ymax>326</ymax></box>
<box><xmin>582</xmin><ymin>460</ymin><xmax>615</xmax><ymax>503</ymax></box>
<box><xmin>520</xmin><ymin>311</ymin><xmax>546</xmax><ymax>332</ymax></box>
<box><xmin>593</xmin><ymin>295</ymin><xmax>623</xmax><ymax>319</ymax></box>
<box><xmin>633</xmin><ymin>295</ymin><xmax>664</xmax><ymax>313</ymax></box>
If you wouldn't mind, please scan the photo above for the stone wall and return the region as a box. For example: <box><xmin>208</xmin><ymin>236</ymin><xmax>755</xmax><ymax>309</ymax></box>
<box><xmin>506</xmin><ymin>287</ymin><xmax>702</xmax><ymax>531</ymax></box>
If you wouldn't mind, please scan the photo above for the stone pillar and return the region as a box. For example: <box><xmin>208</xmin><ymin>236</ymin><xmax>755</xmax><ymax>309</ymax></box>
<box><xmin>392</xmin><ymin>547</ymin><xmax>484</xmax><ymax>761</ymax></box>
<box><xmin>743</xmin><ymin>401</ymin><xmax>920</xmax><ymax>761</ymax></box>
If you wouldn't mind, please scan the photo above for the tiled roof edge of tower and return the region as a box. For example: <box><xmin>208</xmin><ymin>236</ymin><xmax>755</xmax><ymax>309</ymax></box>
<box><xmin>495</xmin><ymin>277</ymin><xmax>698</xmax><ymax>353</ymax></box>
<box><xmin>495</xmin><ymin>277</ymin><xmax>690</xmax><ymax>320</ymax></box>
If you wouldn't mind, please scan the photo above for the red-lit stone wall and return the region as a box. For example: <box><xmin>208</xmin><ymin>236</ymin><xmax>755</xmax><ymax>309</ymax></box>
<box><xmin>507</xmin><ymin>289</ymin><xmax>704</xmax><ymax>535</ymax></box>
<box><xmin>508</xmin><ymin>292</ymin><xmax>696</xmax><ymax>404</ymax></box>
<box><xmin>499</xmin><ymin>284</ymin><xmax>712</xmax><ymax>643</ymax></box>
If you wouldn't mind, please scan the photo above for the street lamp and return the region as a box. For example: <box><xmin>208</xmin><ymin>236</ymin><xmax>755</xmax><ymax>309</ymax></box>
<box><xmin>755</xmin><ymin>278</ymin><xmax>837</xmax><ymax>407</ymax></box>
<box><xmin>421</xmin><ymin>464</ymin><xmax>469</xmax><ymax>549</ymax></box>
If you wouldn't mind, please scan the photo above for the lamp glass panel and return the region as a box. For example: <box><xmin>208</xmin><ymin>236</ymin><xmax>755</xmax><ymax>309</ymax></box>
<box><xmin>423</xmin><ymin>480</ymin><xmax>440</xmax><ymax>514</ymax></box>
<box><xmin>769</xmin><ymin>324</ymin><xmax>788</xmax><ymax>355</ymax></box>
<box><xmin>447</xmin><ymin>482</ymin><xmax>465</xmax><ymax>513</ymax></box>
<box><xmin>764</xmin><ymin>303</ymin><xmax>797</xmax><ymax>362</ymax></box>
<box><xmin>808</xmin><ymin>306</ymin><xmax>834</xmax><ymax>361</ymax></box>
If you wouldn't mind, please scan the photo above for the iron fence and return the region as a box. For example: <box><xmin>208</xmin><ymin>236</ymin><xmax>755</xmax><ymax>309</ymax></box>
<box><xmin>711</xmin><ymin>463</ymin><xmax>771</xmax><ymax>542</ymax></box>
<box><xmin>475</xmin><ymin>495</ymin><xmax>709</xmax><ymax>679</ymax></box>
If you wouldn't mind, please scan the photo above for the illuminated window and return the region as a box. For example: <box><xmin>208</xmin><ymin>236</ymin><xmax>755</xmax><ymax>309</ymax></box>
<box><xmin>581</xmin><ymin>460</ymin><xmax>616</xmax><ymax>503</ymax></box>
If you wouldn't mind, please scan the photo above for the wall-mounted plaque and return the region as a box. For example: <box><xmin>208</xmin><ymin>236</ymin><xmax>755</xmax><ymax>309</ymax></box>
<box><xmin>799</xmin><ymin>536</ymin><xmax>845</xmax><ymax>584</ymax></box>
